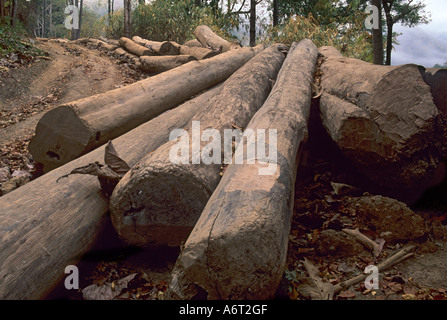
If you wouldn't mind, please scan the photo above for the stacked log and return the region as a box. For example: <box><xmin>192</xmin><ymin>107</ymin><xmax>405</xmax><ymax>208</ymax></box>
<box><xmin>167</xmin><ymin>39</ymin><xmax>319</xmax><ymax>300</ymax></box>
<box><xmin>317</xmin><ymin>46</ymin><xmax>447</xmax><ymax>199</ymax></box>
<box><xmin>0</xmin><ymin>86</ymin><xmax>220</xmax><ymax>300</ymax></box>
<box><xmin>29</xmin><ymin>46</ymin><xmax>262</xmax><ymax>172</ymax></box>
<box><xmin>109</xmin><ymin>44</ymin><xmax>286</xmax><ymax>247</ymax></box>
<box><xmin>132</xmin><ymin>36</ymin><xmax>180</xmax><ymax>55</ymax></box>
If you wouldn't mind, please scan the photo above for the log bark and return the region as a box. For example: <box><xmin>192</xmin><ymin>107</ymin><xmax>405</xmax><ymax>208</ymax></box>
<box><xmin>194</xmin><ymin>25</ymin><xmax>241</xmax><ymax>53</ymax></box>
<box><xmin>317</xmin><ymin>46</ymin><xmax>446</xmax><ymax>194</ymax></box>
<box><xmin>139</xmin><ymin>55</ymin><xmax>197</xmax><ymax>74</ymax></box>
<box><xmin>167</xmin><ymin>40</ymin><xmax>318</xmax><ymax>300</ymax></box>
<box><xmin>119</xmin><ymin>37</ymin><xmax>154</xmax><ymax>56</ymax></box>
<box><xmin>109</xmin><ymin>44</ymin><xmax>285</xmax><ymax>247</ymax></box>
<box><xmin>0</xmin><ymin>87</ymin><xmax>220</xmax><ymax>300</ymax></box>
<box><xmin>29</xmin><ymin>46</ymin><xmax>261</xmax><ymax>172</ymax></box>
<box><xmin>132</xmin><ymin>36</ymin><xmax>179</xmax><ymax>55</ymax></box>
<box><xmin>183</xmin><ymin>39</ymin><xmax>203</xmax><ymax>47</ymax></box>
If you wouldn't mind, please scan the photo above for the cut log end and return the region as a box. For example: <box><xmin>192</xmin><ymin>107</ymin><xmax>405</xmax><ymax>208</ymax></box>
<box><xmin>318</xmin><ymin>46</ymin><xmax>446</xmax><ymax>194</ymax></box>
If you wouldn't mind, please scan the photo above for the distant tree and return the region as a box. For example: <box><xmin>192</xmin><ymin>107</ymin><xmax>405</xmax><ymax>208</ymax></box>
<box><xmin>371</xmin><ymin>0</ymin><xmax>384</xmax><ymax>65</ymax></box>
<box><xmin>382</xmin><ymin>0</ymin><xmax>430</xmax><ymax>65</ymax></box>
<box><xmin>272</xmin><ymin>0</ymin><xmax>278</xmax><ymax>27</ymax></box>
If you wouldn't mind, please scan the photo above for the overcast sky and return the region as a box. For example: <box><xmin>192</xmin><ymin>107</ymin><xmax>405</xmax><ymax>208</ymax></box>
<box><xmin>392</xmin><ymin>0</ymin><xmax>447</xmax><ymax>67</ymax></box>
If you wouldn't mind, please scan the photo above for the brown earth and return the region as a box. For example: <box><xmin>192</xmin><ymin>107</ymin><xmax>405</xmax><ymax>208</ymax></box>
<box><xmin>1</xmin><ymin>40</ymin><xmax>446</xmax><ymax>300</ymax></box>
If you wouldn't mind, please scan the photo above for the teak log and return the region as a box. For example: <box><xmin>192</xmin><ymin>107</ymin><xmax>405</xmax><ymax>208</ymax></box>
<box><xmin>119</xmin><ymin>37</ymin><xmax>154</xmax><ymax>56</ymax></box>
<box><xmin>194</xmin><ymin>25</ymin><xmax>240</xmax><ymax>53</ymax></box>
<box><xmin>132</xmin><ymin>36</ymin><xmax>179</xmax><ymax>55</ymax></box>
<box><xmin>0</xmin><ymin>86</ymin><xmax>220</xmax><ymax>300</ymax></box>
<box><xmin>29</xmin><ymin>46</ymin><xmax>261</xmax><ymax>172</ymax></box>
<box><xmin>167</xmin><ymin>40</ymin><xmax>319</xmax><ymax>300</ymax></box>
<box><xmin>318</xmin><ymin>46</ymin><xmax>446</xmax><ymax>192</ymax></box>
<box><xmin>109</xmin><ymin>44</ymin><xmax>285</xmax><ymax>247</ymax></box>
<box><xmin>139</xmin><ymin>55</ymin><xmax>197</xmax><ymax>74</ymax></box>
<box><xmin>183</xmin><ymin>39</ymin><xmax>203</xmax><ymax>47</ymax></box>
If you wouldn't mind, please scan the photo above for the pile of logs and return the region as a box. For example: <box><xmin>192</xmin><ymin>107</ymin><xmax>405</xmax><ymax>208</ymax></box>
<box><xmin>1</xmin><ymin>25</ymin><xmax>447</xmax><ymax>300</ymax></box>
<box><xmin>72</xmin><ymin>25</ymin><xmax>239</xmax><ymax>75</ymax></box>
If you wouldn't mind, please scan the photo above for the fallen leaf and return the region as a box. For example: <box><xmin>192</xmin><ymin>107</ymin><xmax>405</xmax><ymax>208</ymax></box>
<box><xmin>104</xmin><ymin>140</ymin><xmax>130</xmax><ymax>176</ymax></box>
<box><xmin>298</xmin><ymin>258</ymin><xmax>334</xmax><ymax>300</ymax></box>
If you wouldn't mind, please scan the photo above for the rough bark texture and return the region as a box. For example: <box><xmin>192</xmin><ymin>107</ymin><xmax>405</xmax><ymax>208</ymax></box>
<box><xmin>132</xmin><ymin>36</ymin><xmax>180</xmax><ymax>55</ymax></box>
<box><xmin>139</xmin><ymin>55</ymin><xmax>197</xmax><ymax>74</ymax></box>
<box><xmin>318</xmin><ymin>46</ymin><xmax>446</xmax><ymax>195</ymax></box>
<box><xmin>109</xmin><ymin>44</ymin><xmax>285</xmax><ymax>247</ymax></box>
<box><xmin>0</xmin><ymin>87</ymin><xmax>220</xmax><ymax>300</ymax></box>
<box><xmin>119</xmin><ymin>37</ymin><xmax>154</xmax><ymax>56</ymax></box>
<box><xmin>29</xmin><ymin>47</ymin><xmax>261</xmax><ymax>172</ymax></box>
<box><xmin>167</xmin><ymin>40</ymin><xmax>318</xmax><ymax>300</ymax></box>
<box><xmin>194</xmin><ymin>25</ymin><xmax>240</xmax><ymax>52</ymax></box>
<box><xmin>183</xmin><ymin>39</ymin><xmax>203</xmax><ymax>47</ymax></box>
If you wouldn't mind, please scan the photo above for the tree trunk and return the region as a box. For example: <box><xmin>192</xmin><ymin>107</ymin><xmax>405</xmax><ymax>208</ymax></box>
<box><xmin>272</xmin><ymin>0</ymin><xmax>278</xmax><ymax>27</ymax></box>
<box><xmin>109</xmin><ymin>44</ymin><xmax>284</xmax><ymax>248</ymax></box>
<box><xmin>119</xmin><ymin>37</ymin><xmax>155</xmax><ymax>56</ymax></box>
<box><xmin>132</xmin><ymin>36</ymin><xmax>179</xmax><ymax>55</ymax></box>
<box><xmin>11</xmin><ymin>0</ymin><xmax>17</xmax><ymax>26</ymax></box>
<box><xmin>0</xmin><ymin>86</ymin><xmax>221</xmax><ymax>300</ymax></box>
<box><xmin>42</xmin><ymin>0</ymin><xmax>46</xmax><ymax>37</ymax></box>
<box><xmin>249</xmin><ymin>0</ymin><xmax>256</xmax><ymax>47</ymax></box>
<box><xmin>372</xmin><ymin>0</ymin><xmax>383</xmax><ymax>65</ymax></box>
<box><xmin>29</xmin><ymin>47</ymin><xmax>262</xmax><ymax>172</ymax></box>
<box><xmin>123</xmin><ymin>0</ymin><xmax>131</xmax><ymax>38</ymax></box>
<box><xmin>194</xmin><ymin>25</ymin><xmax>240</xmax><ymax>52</ymax></box>
<box><xmin>167</xmin><ymin>40</ymin><xmax>318</xmax><ymax>300</ymax></box>
<box><xmin>385</xmin><ymin>20</ymin><xmax>393</xmax><ymax>65</ymax></box>
<box><xmin>317</xmin><ymin>46</ymin><xmax>446</xmax><ymax>201</ymax></box>
<box><xmin>76</xmin><ymin>0</ymin><xmax>83</xmax><ymax>39</ymax></box>
<box><xmin>139</xmin><ymin>55</ymin><xmax>197</xmax><ymax>74</ymax></box>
